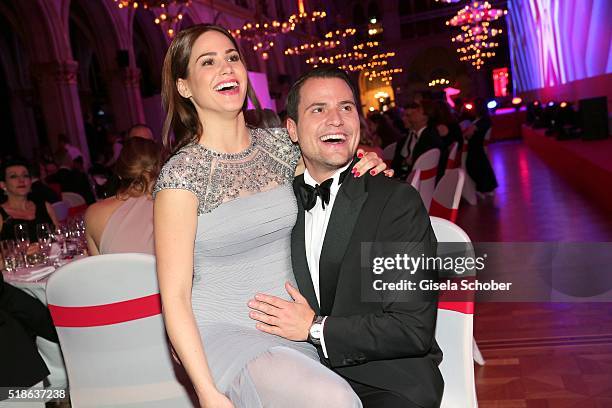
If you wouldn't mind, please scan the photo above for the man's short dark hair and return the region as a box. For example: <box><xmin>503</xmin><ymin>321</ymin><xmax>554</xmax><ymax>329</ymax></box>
<box><xmin>286</xmin><ymin>66</ymin><xmax>359</xmax><ymax>123</ymax></box>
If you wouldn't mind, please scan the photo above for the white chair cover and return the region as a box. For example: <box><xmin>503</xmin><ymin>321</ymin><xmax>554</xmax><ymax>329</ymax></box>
<box><xmin>51</xmin><ymin>201</ymin><xmax>69</xmax><ymax>222</ymax></box>
<box><xmin>46</xmin><ymin>254</ymin><xmax>196</xmax><ymax>407</ymax></box>
<box><xmin>60</xmin><ymin>192</ymin><xmax>86</xmax><ymax>208</ymax></box>
<box><xmin>446</xmin><ymin>142</ymin><xmax>459</xmax><ymax>172</ymax></box>
<box><xmin>412</xmin><ymin>149</ymin><xmax>440</xmax><ymax>211</ymax></box>
<box><xmin>430</xmin><ymin>216</ymin><xmax>480</xmax><ymax>407</ymax></box>
<box><xmin>430</xmin><ymin>169</ymin><xmax>465</xmax><ymax>223</ymax></box>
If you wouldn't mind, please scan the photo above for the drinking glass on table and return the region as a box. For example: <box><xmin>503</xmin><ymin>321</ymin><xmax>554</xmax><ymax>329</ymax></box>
<box><xmin>14</xmin><ymin>223</ymin><xmax>30</xmax><ymax>268</ymax></box>
<box><xmin>53</xmin><ymin>224</ymin><xmax>68</xmax><ymax>255</ymax></box>
<box><xmin>37</xmin><ymin>223</ymin><xmax>53</xmax><ymax>262</ymax></box>
<box><xmin>0</xmin><ymin>240</ymin><xmax>18</xmax><ymax>273</ymax></box>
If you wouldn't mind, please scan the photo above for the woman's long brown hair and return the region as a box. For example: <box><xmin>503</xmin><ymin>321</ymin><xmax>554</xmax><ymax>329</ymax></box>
<box><xmin>160</xmin><ymin>24</ymin><xmax>261</xmax><ymax>157</ymax></box>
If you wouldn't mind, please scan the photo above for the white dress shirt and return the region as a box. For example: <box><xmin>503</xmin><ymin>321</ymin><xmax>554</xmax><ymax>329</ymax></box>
<box><xmin>303</xmin><ymin>162</ymin><xmax>351</xmax><ymax>358</ymax></box>
<box><xmin>400</xmin><ymin>126</ymin><xmax>427</xmax><ymax>160</ymax></box>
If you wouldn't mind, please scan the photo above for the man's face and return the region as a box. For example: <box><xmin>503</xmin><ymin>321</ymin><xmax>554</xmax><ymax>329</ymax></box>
<box><xmin>287</xmin><ymin>77</ymin><xmax>360</xmax><ymax>179</ymax></box>
<box><xmin>404</xmin><ymin>105</ymin><xmax>427</xmax><ymax>129</ymax></box>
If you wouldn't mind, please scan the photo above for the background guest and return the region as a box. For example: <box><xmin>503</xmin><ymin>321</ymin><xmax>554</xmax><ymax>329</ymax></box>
<box><xmin>465</xmin><ymin>98</ymin><xmax>498</xmax><ymax>195</ymax></box>
<box><xmin>84</xmin><ymin>137</ymin><xmax>160</xmax><ymax>255</ymax></box>
<box><xmin>127</xmin><ymin>123</ymin><xmax>155</xmax><ymax>141</ymax></box>
<box><xmin>432</xmin><ymin>99</ymin><xmax>463</xmax><ymax>177</ymax></box>
<box><xmin>391</xmin><ymin>100</ymin><xmax>443</xmax><ymax>180</ymax></box>
<box><xmin>0</xmin><ymin>158</ymin><xmax>59</xmax><ymax>241</ymax></box>
<box><xmin>244</xmin><ymin>108</ymin><xmax>283</xmax><ymax>128</ymax></box>
<box><xmin>46</xmin><ymin>156</ymin><xmax>96</xmax><ymax>204</ymax></box>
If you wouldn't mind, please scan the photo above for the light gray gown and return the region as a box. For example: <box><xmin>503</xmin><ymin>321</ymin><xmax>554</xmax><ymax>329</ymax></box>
<box><xmin>154</xmin><ymin>127</ymin><xmax>361</xmax><ymax>407</ymax></box>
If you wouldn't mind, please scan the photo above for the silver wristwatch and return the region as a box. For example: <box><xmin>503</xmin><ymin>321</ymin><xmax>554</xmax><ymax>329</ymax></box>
<box><xmin>308</xmin><ymin>315</ymin><xmax>325</xmax><ymax>345</ymax></box>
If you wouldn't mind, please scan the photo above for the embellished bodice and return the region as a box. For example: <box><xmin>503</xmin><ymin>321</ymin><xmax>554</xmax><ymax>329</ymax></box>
<box><xmin>153</xmin><ymin>127</ymin><xmax>300</xmax><ymax>214</ymax></box>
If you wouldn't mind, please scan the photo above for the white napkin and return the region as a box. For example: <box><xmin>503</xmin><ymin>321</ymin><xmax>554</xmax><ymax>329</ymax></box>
<box><xmin>14</xmin><ymin>266</ymin><xmax>56</xmax><ymax>282</ymax></box>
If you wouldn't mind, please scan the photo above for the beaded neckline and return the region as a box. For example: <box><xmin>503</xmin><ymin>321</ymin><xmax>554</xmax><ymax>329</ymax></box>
<box><xmin>190</xmin><ymin>128</ymin><xmax>256</xmax><ymax>160</ymax></box>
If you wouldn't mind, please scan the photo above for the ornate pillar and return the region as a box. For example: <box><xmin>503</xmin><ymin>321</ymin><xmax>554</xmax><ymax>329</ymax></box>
<box><xmin>35</xmin><ymin>60</ymin><xmax>90</xmax><ymax>165</ymax></box>
<box><xmin>9</xmin><ymin>88</ymin><xmax>39</xmax><ymax>161</ymax></box>
<box><xmin>108</xmin><ymin>66</ymin><xmax>145</xmax><ymax>132</ymax></box>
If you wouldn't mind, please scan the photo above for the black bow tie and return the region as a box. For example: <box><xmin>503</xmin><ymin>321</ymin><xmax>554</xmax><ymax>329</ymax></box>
<box><xmin>298</xmin><ymin>166</ymin><xmax>352</xmax><ymax>211</ymax></box>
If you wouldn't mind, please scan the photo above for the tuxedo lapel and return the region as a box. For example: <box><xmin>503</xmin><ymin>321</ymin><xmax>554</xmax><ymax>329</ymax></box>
<box><xmin>318</xmin><ymin>176</ymin><xmax>368</xmax><ymax>315</ymax></box>
<box><xmin>291</xmin><ymin>177</ymin><xmax>320</xmax><ymax>314</ymax></box>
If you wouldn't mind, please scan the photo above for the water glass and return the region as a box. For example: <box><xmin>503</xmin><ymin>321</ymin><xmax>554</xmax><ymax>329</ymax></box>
<box><xmin>36</xmin><ymin>223</ymin><xmax>52</xmax><ymax>260</ymax></box>
<box><xmin>0</xmin><ymin>240</ymin><xmax>18</xmax><ymax>272</ymax></box>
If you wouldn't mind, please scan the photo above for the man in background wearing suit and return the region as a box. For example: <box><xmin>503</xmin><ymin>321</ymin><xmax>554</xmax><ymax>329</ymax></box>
<box><xmin>248</xmin><ymin>67</ymin><xmax>443</xmax><ymax>407</ymax></box>
<box><xmin>391</xmin><ymin>100</ymin><xmax>443</xmax><ymax>180</ymax></box>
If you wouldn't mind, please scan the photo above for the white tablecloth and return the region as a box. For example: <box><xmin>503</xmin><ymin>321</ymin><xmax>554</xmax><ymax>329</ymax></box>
<box><xmin>3</xmin><ymin>266</ymin><xmax>68</xmax><ymax>392</ymax></box>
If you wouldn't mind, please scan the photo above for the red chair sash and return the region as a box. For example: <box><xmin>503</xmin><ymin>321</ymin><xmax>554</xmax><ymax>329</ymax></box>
<box><xmin>68</xmin><ymin>203</ymin><xmax>88</xmax><ymax>217</ymax></box>
<box><xmin>49</xmin><ymin>293</ymin><xmax>161</xmax><ymax>327</ymax></box>
<box><xmin>429</xmin><ymin>198</ymin><xmax>458</xmax><ymax>223</ymax></box>
<box><xmin>419</xmin><ymin>166</ymin><xmax>438</xmax><ymax>181</ymax></box>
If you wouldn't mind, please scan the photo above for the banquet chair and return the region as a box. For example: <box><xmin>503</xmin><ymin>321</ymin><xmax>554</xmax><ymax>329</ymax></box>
<box><xmin>51</xmin><ymin>201</ymin><xmax>69</xmax><ymax>222</ymax></box>
<box><xmin>61</xmin><ymin>192</ymin><xmax>86</xmax><ymax>207</ymax></box>
<box><xmin>382</xmin><ymin>142</ymin><xmax>397</xmax><ymax>161</ymax></box>
<box><xmin>411</xmin><ymin>149</ymin><xmax>440</xmax><ymax>211</ymax></box>
<box><xmin>429</xmin><ymin>169</ymin><xmax>465</xmax><ymax>223</ymax></box>
<box><xmin>430</xmin><ymin>216</ymin><xmax>481</xmax><ymax>407</ymax></box>
<box><xmin>445</xmin><ymin>142</ymin><xmax>460</xmax><ymax>172</ymax></box>
<box><xmin>46</xmin><ymin>254</ymin><xmax>196</xmax><ymax>407</ymax></box>
<box><xmin>406</xmin><ymin>169</ymin><xmax>421</xmax><ymax>190</ymax></box>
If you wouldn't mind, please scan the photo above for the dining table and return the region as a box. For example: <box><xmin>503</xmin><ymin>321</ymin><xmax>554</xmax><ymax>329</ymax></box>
<box><xmin>2</xmin><ymin>247</ymin><xmax>87</xmax><ymax>395</ymax></box>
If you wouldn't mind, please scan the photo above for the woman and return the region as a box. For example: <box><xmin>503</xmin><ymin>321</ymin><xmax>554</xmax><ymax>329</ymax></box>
<box><xmin>431</xmin><ymin>100</ymin><xmax>463</xmax><ymax>176</ymax></box>
<box><xmin>84</xmin><ymin>137</ymin><xmax>160</xmax><ymax>255</ymax></box>
<box><xmin>153</xmin><ymin>24</ymin><xmax>386</xmax><ymax>407</ymax></box>
<box><xmin>465</xmin><ymin>98</ymin><xmax>498</xmax><ymax>194</ymax></box>
<box><xmin>0</xmin><ymin>159</ymin><xmax>59</xmax><ymax>242</ymax></box>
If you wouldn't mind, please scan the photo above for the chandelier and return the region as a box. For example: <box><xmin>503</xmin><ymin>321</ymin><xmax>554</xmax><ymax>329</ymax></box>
<box><xmin>113</xmin><ymin>1</ymin><xmax>192</xmax><ymax>38</ymax></box>
<box><xmin>231</xmin><ymin>10</ymin><xmax>327</xmax><ymax>60</ymax></box>
<box><xmin>445</xmin><ymin>1</ymin><xmax>507</xmax><ymax>69</ymax></box>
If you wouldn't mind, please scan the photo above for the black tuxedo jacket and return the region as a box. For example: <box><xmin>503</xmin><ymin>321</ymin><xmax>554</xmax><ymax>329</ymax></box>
<box><xmin>291</xmin><ymin>170</ymin><xmax>444</xmax><ymax>407</ymax></box>
<box><xmin>0</xmin><ymin>273</ymin><xmax>58</xmax><ymax>389</ymax></box>
<box><xmin>391</xmin><ymin>126</ymin><xmax>443</xmax><ymax>179</ymax></box>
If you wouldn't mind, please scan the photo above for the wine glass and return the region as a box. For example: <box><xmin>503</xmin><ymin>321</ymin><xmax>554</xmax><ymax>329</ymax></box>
<box><xmin>36</xmin><ymin>223</ymin><xmax>52</xmax><ymax>261</ymax></box>
<box><xmin>14</xmin><ymin>223</ymin><xmax>30</xmax><ymax>267</ymax></box>
<box><xmin>0</xmin><ymin>240</ymin><xmax>18</xmax><ymax>273</ymax></box>
<box><xmin>53</xmin><ymin>224</ymin><xmax>68</xmax><ymax>255</ymax></box>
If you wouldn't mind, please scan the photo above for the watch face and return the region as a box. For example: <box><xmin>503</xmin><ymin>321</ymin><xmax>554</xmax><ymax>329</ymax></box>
<box><xmin>310</xmin><ymin>324</ymin><xmax>322</xmax><ymax>339</ymax></box>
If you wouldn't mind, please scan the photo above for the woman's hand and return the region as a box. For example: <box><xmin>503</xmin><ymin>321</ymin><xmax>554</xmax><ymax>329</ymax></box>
<box><xmin>353</xmin><ymin>148</ymin><xmax>394</xmax><ymax>178</ymax></box>
<box><xmin>200</xmin><ymin>391</ymin><xmax>234</xmax><ymax>408</ymax></box>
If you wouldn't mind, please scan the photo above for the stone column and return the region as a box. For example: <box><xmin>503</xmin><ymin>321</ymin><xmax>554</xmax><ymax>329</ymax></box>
<box><xmin>108</xmin><ymin>66</ymin><xmax>145</xmax><ymax>132</ymax></box>
<box><xmin>35</xmin><ymin>60</ymin><xmax>90</xmax><ymax>165</ymax></box>
<box><xmin>9</xmin><ymin>88</ymin><xmax>39</xmax><ymax>161</ymax></box>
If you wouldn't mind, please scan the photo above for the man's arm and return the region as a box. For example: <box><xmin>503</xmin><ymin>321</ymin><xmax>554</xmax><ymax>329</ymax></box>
<box><xmin>323</xmin><ymin>185</ymin><xmax>439</xmax><ymax>368</ymax></box>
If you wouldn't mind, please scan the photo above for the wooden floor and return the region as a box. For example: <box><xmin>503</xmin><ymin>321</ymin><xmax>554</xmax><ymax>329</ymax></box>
<box><xmin>456</xmin><ymin>140</ymin><xmax>612</xmax><ymax>407</ymax></box>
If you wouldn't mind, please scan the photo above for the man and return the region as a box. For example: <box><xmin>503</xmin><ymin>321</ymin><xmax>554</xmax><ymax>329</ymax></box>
<box><xmin>248</xmin><ymin>67</ymin><xmax>443</xmax><ymax>407</ymax></box>
<box><xmin>391</xmin><ymin>100</ymin><xmax>443</xmax><ymax>180</ymax></box>
<box><xmin>127</xmin><ymin>123</ymin><xmax>155</xmax><ymax>141</ymax></box>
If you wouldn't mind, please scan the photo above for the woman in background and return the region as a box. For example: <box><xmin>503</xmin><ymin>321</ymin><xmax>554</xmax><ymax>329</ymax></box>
<box><xmin>84</xmin><ymin>137</ymin><xmax>160</xmax><ymax>255</ymax></box>
<box><xmin>465</xmin><ymin>98</ymin><xmax>498</xmax><ymax>194</ymax></box>
<box><xmin>0</xmin><ymin>158</ymin><xmax>59</xmax><ymax>242</ymax></box>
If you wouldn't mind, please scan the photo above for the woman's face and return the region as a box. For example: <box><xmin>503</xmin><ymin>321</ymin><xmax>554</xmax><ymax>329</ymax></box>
<box><xmin>1</xmin><ymin>165</ymin><xmax>32</xmax><ymax>198</ymax></box>
<box><xmin>177</xmin><ymin>30</ymin><xmax>248</xmax><ymax>116</ymax></box>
